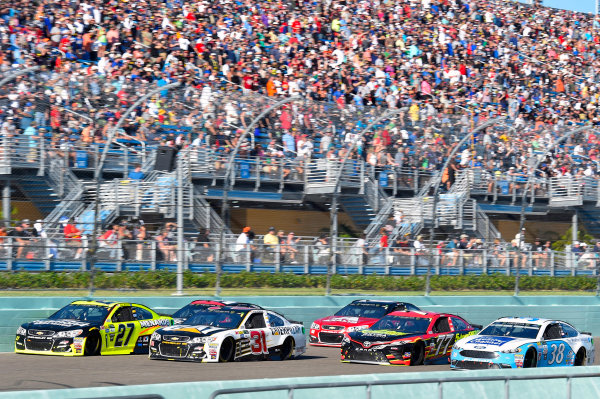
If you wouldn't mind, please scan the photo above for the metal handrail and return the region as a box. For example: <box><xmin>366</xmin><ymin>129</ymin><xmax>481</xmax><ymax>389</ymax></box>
<box><xmin>209</xmin><ymin>371</ymin><xmax>600</xmax><ymax>399</ymax></box>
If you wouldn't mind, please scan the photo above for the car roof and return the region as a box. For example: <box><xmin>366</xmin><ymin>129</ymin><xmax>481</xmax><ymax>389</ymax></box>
<box><xmin>71</xmin><ymin>300</ymin><xmax>120</xmax><ymax>307</ymax></box>
<box><xmin>189</xmin><ymin>300</ymin><xmax>262</xmax><ymax>308</ymax></box>
<box><xmin>351</xmin><ymin>299</ymin><xmax>408</xmax><ymax>305</ymax></box>
<box><xmin>387</xmin><ymin>310</ymin><xmax>440</xmax><ymax>318</ymax></box>
<box><xmin>494</xmin><ymin>317</ymin><xmax>553</xmax><ymax>326</ymax></box>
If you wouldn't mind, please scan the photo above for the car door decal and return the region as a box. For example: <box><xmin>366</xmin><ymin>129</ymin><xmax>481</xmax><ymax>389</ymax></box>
<box><xmin>432</xmin><ymin>334</ymin><xmax>454</xmax><ymax>357</ymax></box>
<box><xmin>115</xmin><ymin>323</ymin><xmax>135</xmax><ymax>347</ymax></box>
<box><xmin>250</xmin><ymin>330</ymin><xmax>268</xmax><ymax>354</ymax></box>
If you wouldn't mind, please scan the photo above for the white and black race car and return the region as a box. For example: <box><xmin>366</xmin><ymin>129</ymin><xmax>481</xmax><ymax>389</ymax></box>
<box><xmin>149</xmin><ymin>306</ymin><xmax>306</xmax><ymax>362</ymax></box>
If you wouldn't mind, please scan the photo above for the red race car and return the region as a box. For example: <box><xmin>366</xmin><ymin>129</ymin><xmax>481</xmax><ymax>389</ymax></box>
<box><xmin>172</xmin><ymin>300</ymin><xmax>262</xmax><ymax>324</ymax></box>
<box><xmin>309</xmin><ymin>300</ymin><xmax>420</xmax><ymax>347</ymax></box>
<box><xmin>341</xmin><ymin>310</ymin><xmax>480</xmax><ymax>365</ymax></box>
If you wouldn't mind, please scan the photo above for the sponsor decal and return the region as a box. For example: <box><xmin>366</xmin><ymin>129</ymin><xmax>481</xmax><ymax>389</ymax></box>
<box><xmin>210</xmin><ymin>355</ymin><xmax>216</xmax><ymax>359</ymax></box>
<box><xmin>474</xmin><ymin>345</ymin><xmax>487</xmax><ymax>349</ymax></box>
<box><xmin>270</xmin><ymin>326</ymin><xmax>301</xmax><ymax>335</ymax></box>
<box><xmin>139</xmin><ymin>319</ymin><xmax>171</xmax><ymax>328</ymax></box>
<box><xmin>514</xmin><ymin>354</ymin><xmax>524</xmax><ymax>359</ymax></box>
<box><xmin>73</xmin><ymin>337</ymin><xmax>85</xmax><ymax>349</ymax></box>
<box><xmin>32</xmin><ymin>320</ymin><xmax>90</xmax><ymax>327</ymax></box>
<box><xmin>142</xmin><ymin>336</ymin><xmax>149</xmax><ymax>342</ymax></box>
<box><xmin>468</xmin><ymin>337</ymin><xmax>515</xmax><ymax>346</ymax></box>
<box><xmin>75</xmin><ymin>349</ymin><xmax>82</xmax><ymax>354</ymax></box>
<box><xmin>361</xmin><ymin>330</ymin><xmax>408</xmax><ymax>337</ymax></box>
<box><xmin>455</xmin><ymin>330</ymin><xmax>479</xmax><ymax>341</ymax></box>
<box><xmin>515</xmin><ymin>358</ymin><xmax>524</xmax><ymax>368</ymax></box>
<box><xmin>209</xmin><ymin>349</ymin><xmax>217</xmax><ymax>356</ymax></box>
<box><xmin>403</xmin><ymin>352</ymin><xmax>412</xmax><ymax>358</ymax></box>
<box><xmin>363</xmin><ymin>341</ymin><xmax>372</xmax><ymax>348</ymax></box>
<box><xmin>325</xmin><ymin>317</ymin><xmax>359</xmax><ymax>323</ymax></box>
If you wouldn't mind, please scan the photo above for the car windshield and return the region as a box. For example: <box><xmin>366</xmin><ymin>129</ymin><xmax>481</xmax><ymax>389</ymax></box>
<box><xmin>185</xmin><ymin>310</ymin><xmax>246</xmax><ymax>329</ymax></box>
<box><xmin>369</xmin><ymin>316</ymin><xmax>431</xmax><ymax>334</ymax></box>
<box><xmin>172</xmin><ymin>304</ymin><xmax>213</xmax><ymax>319</ymax></box>
<box><xmin>334</xmin><ymin>303</ymin><xmax>391</xmax><ymax>319</ymax></box>
<box><xmin>480</xmin><ymin>322</ymin><xmax>540</xmax><ymax>339</ymax></box>
<box><xmin>49</xmin><ymin>304</ymin><xmax>110</xmax><ymax>322</ymax></box>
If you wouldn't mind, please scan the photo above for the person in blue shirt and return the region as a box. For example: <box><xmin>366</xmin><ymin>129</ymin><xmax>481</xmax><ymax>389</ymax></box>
<box><xmin>128</xmin><ymin>164</ymin><xmax>144</xmax><ymax>180</ymax></box>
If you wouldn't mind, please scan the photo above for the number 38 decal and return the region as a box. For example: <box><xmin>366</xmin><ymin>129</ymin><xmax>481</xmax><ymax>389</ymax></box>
<box><xmin>548</xmin><ymin>343</ymin><xmax>565</xmax><ymax>365</ymax></box>
<box><xmin>250</xmin><ymin>331</ymin><xmax>268</xmax><ymax>354</ymax></box>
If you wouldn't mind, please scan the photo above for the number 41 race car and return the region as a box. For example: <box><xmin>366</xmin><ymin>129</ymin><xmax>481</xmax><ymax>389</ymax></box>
<box><xmin>451</xmin><ymin>317</ymin><xmax>595</xmax><ymax>369</ymax></box>
<box><xmin>15</xmin><ymin>300</ymin><xmax>173</xmax><ymax>356</ymax></box>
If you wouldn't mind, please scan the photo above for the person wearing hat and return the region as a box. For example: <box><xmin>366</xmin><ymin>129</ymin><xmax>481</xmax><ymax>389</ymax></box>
<box><xmin>234</xmin><ymin>227</ymin><xmax>251</xmax><ymax>262</ymax></box>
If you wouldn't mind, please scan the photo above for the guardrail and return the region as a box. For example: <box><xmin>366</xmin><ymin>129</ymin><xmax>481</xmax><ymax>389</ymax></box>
<box><xmin>209</xmin><ymin>373</ymin><xmax>600</xmax><ymax>399</ymax></box>
<box><xmin>0</xmin><ymin>237</ymin><xmax>594</xmax><ymax>276</ymax></box>
<box><xmin>209</xmin><ymin>371</ymin><xmax>600</xmax><ymax>399</ymax></box>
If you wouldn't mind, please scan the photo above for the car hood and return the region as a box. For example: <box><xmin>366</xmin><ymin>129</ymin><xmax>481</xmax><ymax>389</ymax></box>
<box><xmin>458</xmin><ymin>335</ymin><xmax>529</xmax><ymax>351</ymax></box>
<box><xmin>156</xmin><ymin>324</ymin><xmax>228</xmax><ymax>337</ymax></box>
<box><xmin>348</xmin><ymin>329</ymin><xmax>423</xmax><ymax>345</ymax></box>
<box><xmin>316</xmin><ymin>316</ymin><xmax>379</xmax><ymax>327</ymax></box>
<box><xmin>23</xmin><ymin>319</ymin><xmax>98</xmax><ymax>332</ymax></box>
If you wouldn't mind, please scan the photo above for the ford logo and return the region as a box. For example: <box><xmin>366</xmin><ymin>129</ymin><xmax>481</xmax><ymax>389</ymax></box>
<box><xmin>363</xmin><ymin>341</ymin><xmax>372</xmax><ymax>348</ymax></box>
<box><xmin>474</xmin><ymin>345</ymin><xmax>486</xmax><ymax>349</ymax></box>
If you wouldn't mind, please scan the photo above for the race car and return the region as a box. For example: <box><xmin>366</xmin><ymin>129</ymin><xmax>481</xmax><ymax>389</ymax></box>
<box><xmin>15</xmin><ymin>300</ymin><xmax>173</xmax><ymax>356</ymax></box>
<box><xmin>149</xmin><ymin>305</ymin><xmax>306</xmax><ymax>362</ymax></box>
<box><xmin>310</xmin><ymin>299</ymin><xmax>421</xmax><ymax>347</ymax></box>
<box><xmin>341</xmin><ymin>310</ymin><xmax>479</xmax><ymax>365</ymax></box>
<box><xmin>450</xmin><ymin>317</ymin><xmax>595</xmax><ymax>369</ymax></box>
<box><xmin>172</xmin><ymin>300</ymin><xmax>262</xmax><ymax>324</ymax></box>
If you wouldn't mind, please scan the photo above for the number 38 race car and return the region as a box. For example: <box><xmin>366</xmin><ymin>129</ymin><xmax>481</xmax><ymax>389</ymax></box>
<box><xmin>341</xmin><ymin>310</ymin><xmax>479</xmax><ymax>365</ymax></box>
<box><xmin>149</xmin><ymin>305</ymin><xmax>306</xmax><ymax>362</ymax></box>
<box><xmin>15</xmin><ymin>300</ymin><xmax>173</xmax><ymax>356</ymax></box>
<box><xmin>451</xmin><ymin>317</ymin><xmax>595</xmax><ymax>369</ymax></box>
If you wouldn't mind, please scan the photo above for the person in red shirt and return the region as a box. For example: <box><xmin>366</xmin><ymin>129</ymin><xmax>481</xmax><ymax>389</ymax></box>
<box><xmin>62</xmin><ymin>217</ymin><xmax>83</xmax><ymax>260</ymax></box>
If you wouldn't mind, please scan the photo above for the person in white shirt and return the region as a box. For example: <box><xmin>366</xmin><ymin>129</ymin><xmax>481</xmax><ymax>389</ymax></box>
<box><xmin>234</xmin><ymin>227</ymin><xmax>251</xmax><ymax>262</ymax></box>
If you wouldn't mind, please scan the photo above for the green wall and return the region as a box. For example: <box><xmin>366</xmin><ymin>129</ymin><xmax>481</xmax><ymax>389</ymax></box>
<box><xmin>2</xmin><ymin>295</ymin><xmax>600</xmax><ymax>353</ymax></box>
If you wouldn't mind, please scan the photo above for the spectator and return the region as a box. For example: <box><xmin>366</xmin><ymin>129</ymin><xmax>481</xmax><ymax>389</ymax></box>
<box><xmin>61</xmin><ymin>217</ymin><xmax>83</xmax><ymax>260</ymax></box>
<box><xmin>128</xmin><ymin>164</ymin><xmax>145</xmax><ymax>180</ymax></box>
<box><xmin>8</xmin><ymin>220</ymin><xmax>31</xmax><ymax>259</ymax></box>
<box><xmin>196</xmin><ymin>228</ymin><xmax>213</xmax><ymax>263</ymax></box>
<box><xmin>234</xmin><ymin>227</ymin><xmax>250</xmax><ymax>262</ymax></box>
<box><xmin>263</xmin><ymin>227</ymin><xmax>279</xmax><ymax>255</ymax></box>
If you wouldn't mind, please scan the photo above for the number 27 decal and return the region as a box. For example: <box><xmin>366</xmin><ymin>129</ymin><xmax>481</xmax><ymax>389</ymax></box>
<box><xmin>250</xmin><ymin>330</ymin><xmax>268</xmax><ymax>354</ymax></box>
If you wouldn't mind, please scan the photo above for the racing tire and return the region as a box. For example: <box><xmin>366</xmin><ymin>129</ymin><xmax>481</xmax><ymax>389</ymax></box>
<box><xmin>575</xmin><ymin>349</ymin><xmax>586</xmax><ymax>366</ymax></box>
<box><xmin>219</xmin><ymin>338</ymin><xmax>235</xmax><ymax>363</ymax></box>
<box><xmin>524</xmin><ymin>348</ymin><xmax>537</xmax><ymax>368</ymax></box>
<box><xmin>410</xmin><ymin>341</ymin><xmax>425</xmax><ymax>366</ymax></box>
<box><xmin>279</xmin><ymin>337</ymin><xmax>295</xmax><ymax>361</ymax></box>
<box><xmin>84</xmin><ymin>332</ymin><xmax>101</xmax><ymax>356</ymax></box>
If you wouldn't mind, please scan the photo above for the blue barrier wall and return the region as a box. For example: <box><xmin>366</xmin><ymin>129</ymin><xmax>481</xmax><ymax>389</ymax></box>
<box><xmin>1</xmin><ymin>366</ymin><xmax>600</xmax><ymax>399</ymax></box>
<box><xmin>2</xmin><ymin>295</ymin><xmax>600</xmax><ymax>353</ymax></box>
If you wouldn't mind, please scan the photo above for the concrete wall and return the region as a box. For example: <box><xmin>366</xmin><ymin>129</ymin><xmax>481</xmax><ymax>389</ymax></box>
<box><xmin>3</xmin><ymin>296</ymin><xmax>600</xmax><ymax>353</ymax></box>
<box><xmin>2</xmin><ymin>366</ymin><xmax>600</xmax><ymax>399</ymax></box>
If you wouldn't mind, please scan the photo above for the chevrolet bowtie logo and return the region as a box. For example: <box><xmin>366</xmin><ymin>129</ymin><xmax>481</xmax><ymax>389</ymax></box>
<box><xmin>171</xmin><ymin>337</ymin><xmax>179</xmax><ymax>341</ymax></box>
<box><xmin>36</xmin><ymin>331</ymin><xmax>44</xmax><ymax>335</ymax></box>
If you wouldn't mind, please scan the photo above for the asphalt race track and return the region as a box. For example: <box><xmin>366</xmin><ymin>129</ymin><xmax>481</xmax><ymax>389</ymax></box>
<box><xmin>1</xmin><ymin>340</ymin><xmax>599</xmax><ymax>392</ymax></box>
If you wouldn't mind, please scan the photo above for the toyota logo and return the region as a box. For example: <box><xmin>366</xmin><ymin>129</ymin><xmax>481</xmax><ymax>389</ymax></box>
<box><xmin>363</xmin><ymin>341</ymin><xmax>372</xmax><ymax>348</ymax></box>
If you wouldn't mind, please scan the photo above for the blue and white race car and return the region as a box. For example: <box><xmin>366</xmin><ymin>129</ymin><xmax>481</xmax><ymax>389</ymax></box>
<box><xmin>450</xmin><ymin>317</ymin><xmax>595</xmax><ymax>369</ymax></box>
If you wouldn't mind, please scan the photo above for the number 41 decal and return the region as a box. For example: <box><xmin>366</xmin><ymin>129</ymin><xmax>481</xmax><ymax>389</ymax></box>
<box><xmin>250</xmin><ymin>331</ymin><xmax>268</xmax><ymax>354</ymax></box>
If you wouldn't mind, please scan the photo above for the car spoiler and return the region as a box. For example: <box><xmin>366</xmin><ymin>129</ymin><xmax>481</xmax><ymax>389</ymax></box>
<box><xmin>582</xmin><ymin>331</ymin><xmax>592</xmax><ymax>336</ymax></box>
<box><xmin>290</xmin><ymin>320</ymin><xmax>303</xmax><ymax>325</ymax></box>
<box><xmin>471</xmin><ymin>324</ymin><xmax>483</xmax><ymax>330</ymax></box>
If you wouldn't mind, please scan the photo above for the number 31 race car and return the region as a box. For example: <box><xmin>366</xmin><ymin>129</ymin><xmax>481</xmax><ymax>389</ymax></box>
<box><xmin>15</xmin><ymin>300</ymin><xmax>173</xmax><ymax>356</ymax></box>
<box><xmin>150</xmin><ymin>305</ymin><xmax>306</xmax><ymax>362</ymax></box>
<box><xmin>341</xmin><ymin>310</ymin><xmax>479</xmax><ymax>365</ymax></box>
<box><xmin>310</xmin><ymin>299</ymin><xmax>421</xmax><ymax>347</ymax></box>
<box><xmin>451</xmin><ymin>317</ymin><xmax>595</xmax><ymax>369</ymax></box>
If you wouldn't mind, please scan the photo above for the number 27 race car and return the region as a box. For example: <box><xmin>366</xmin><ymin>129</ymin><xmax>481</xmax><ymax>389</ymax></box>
<box><xmin>451</xmin><ymin>317</ymin><xmax>595</xmax><ymax>369</ymax></box>
<box><xmin>149</xmin><ymin>305</ymin><xmax>306</xmax><ymax>362</ymax></box>
<box><xmin>15</xmin><ymin>300</ymin><xmax>173</xmax><ymax>356</ymax></box>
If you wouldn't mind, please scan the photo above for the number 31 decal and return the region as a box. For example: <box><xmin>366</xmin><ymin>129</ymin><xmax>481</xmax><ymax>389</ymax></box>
<box><xmin>250</xmin><ymin>331</ymin><xmax>268</xmax><ymax>354</ymax></box>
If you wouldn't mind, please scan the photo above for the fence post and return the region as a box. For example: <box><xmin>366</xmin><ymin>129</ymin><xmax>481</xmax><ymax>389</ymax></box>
<box><xmin>150</xmin><ymin>240</ymin><xmax>156</xmax><ymax>271</ymax></box>
<box><xmin>459</xmin><ymin>251</ymin><xmax>465</xmax><ymax>275</ymax></box>
<box><xmin>117</xmin><ymin>240</ymin><xmax>123</xmax><ymax>272</ymax></box>
<box><xmin>246</xmin><ymin>248</ymin><xmax>251</xmax><ymax>272</ymax></box>
<box><xmin>528</xmin><ymin>252</ymin><xmax>533</xmax><ymax>276</ymax></box>
<box><xmin>275</xmin><ymin>246</ymin><xmax>281</xmax><ymax>273</ymax></box>
<box><xmin>482</xmin><ymin>249</ymin><xmax>488</xmax><ymax>275</ymax></box>
<box><xmin>410</xmin><ymin>248</ymin><xmax>416</xmax><ymax>275</ymax></box>
<box><xmin>550</xmin><ymin>251</ymin><xmax>555</xmax><ymax>277</ymax></box>
<box><xmin>6</xmin><ymin>237</ymin><xmax>12</xmax><ymax>271</ymax></box>
<box><xmin>38</xmin><ymin>133</ymin><xmax>45</xmax><ymax>177</ymax></box>
<box><xmin>384</xmin><ymin>246</ymin><xmax>390</xmax><ymax>275</ymax></box>
<box><xmin>304</xmin><ymin>245</ymin><xmax>310</xmax><ymax>274</ymax></box>
<box><xmin>359</xmin><ymin>162</ymin><xmax>365</xmax><ymax>195</ymax></box>
<box><xmin>505</xmin><ymin>249</ymin><xmax>511</xmax><ymax>276</ymax></box>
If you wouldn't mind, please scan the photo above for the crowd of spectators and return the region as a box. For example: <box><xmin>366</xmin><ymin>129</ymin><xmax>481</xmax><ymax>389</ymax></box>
<box><xmin>3</xmin><ymin>0</ymin><xmax>600</xmax><ymax>190</ymax></box>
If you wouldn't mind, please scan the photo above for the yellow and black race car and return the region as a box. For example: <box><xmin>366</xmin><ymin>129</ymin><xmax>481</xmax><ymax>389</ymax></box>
<box><xmin>15</xmin><ymin>300</ymin><xmax>173</xmax><ymax>356</ymax></box>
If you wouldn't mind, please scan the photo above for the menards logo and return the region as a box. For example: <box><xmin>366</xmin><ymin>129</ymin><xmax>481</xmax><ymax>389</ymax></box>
<box><xmin>140</xmin><ymin>319</ymin><xmax>171</xmax><ymax>328</ymax></box>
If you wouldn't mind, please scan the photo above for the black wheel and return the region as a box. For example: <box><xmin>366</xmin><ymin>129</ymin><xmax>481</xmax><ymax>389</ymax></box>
<box><xmin>219</xmin><ymin>338</ymin><xmax>235</xmax><ymax>362</ymax></box>
<box><xmin>410</xmin><ymin>342</ymin><xmax>425</xmax><ymax>366</ymax></box>
<box><xmin>575</xmin><ymin>349</ymin><xmax>586</xmax><ymax>366</ymax></box>
<box><xmin>524</xmin><ymin>348</ymin><xmax>537</xmax><ymax>368</ymax></box>
<box><xmin>84</xmin><ymin>332</ymin><xmax>101</xmax><ymax>356</ymax></box>
<box><xmin>279</xmin><ymin>337</ymin><xmax>295</xmax><ymax>360</ymax></box>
